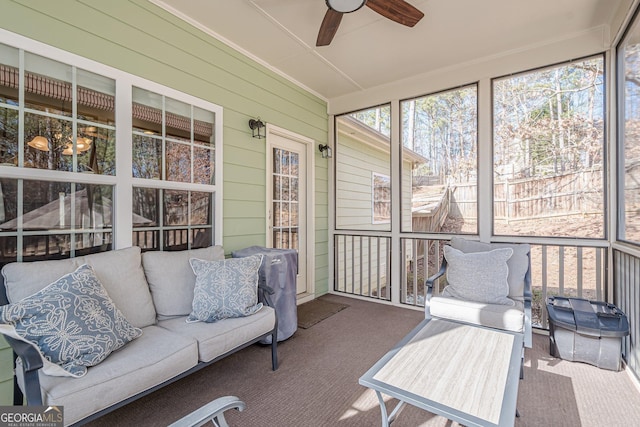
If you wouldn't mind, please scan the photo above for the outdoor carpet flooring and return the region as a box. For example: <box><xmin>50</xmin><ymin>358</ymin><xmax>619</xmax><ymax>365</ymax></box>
<box><xmin>85</xmin><ymin>294</ymin><xmax>640</xmax><ymax>427</ymax></box>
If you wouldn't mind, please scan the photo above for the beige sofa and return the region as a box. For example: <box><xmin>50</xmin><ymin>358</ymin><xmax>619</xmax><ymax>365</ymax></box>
<box><xmin>0</xmin><ymin>246</ymin><xmax>278</xmax><ymax>426</ymax></box>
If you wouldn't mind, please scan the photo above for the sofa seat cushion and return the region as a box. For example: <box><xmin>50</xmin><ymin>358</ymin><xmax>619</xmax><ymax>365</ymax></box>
<box><xmin>18</xmin><ymin>325</ymin><xmax>198</xmax><ymax>426</ymax></box>
<box><xmin>158</xmin><ymin>306</ymin><xmax>275</xmax><ymax>363</ymax></box>
<box><xmin>142</xmin><ymin>246</ymin><xmax>225</xmax><ymax>320</ymax></box>
<box><xmin>429</xmin><ymin>295</ymin><xmax>525</xmax><ymax>333</ymax></box>
<box><xmin>2</xmin><ymin>247</ymin><xmax>156</xmax><ymax>328</ymax></box>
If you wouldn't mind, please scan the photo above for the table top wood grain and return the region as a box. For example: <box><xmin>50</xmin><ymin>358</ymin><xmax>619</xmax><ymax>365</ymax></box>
<box><xmin>360</xmin><ymin>318</ymin><xmax>523</xmax><ymax>427</ymax></box>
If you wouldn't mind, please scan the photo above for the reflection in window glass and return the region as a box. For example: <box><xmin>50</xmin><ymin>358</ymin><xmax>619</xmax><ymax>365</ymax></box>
<box><xmin>619</xmin><ymin>20</ymin><xmax>640</xmax><ymax>244</ymax></box>
<box><xmin>372</xmin><ymin>173</ymin><xmax>391</xmax><ymax>224</ymax></box>
<box><xmin>0</xmin><ymin>44</ymin><xmax>18</xmax><ymax>166</ymax></box>
<box><xmin>166</xmin><ymin>141</ymin><xmax>191</xmax><ymax>183</ymax></box>
<box><xmin>0</xmin><ymin>179</ymin><xmax>113</xmax><ymax>265</ymax></box>
<box><xmin>0</xmin><ymin>48</ymin><xmax>116</xmax><ymax>174</ymax></box>
<box><xmin>272</xmin><ymin>148</ymin><xmax>299</xmax><ymax>249</ymax></box>
<box><xmin>493</xmin><ymin>56</ymin><xmax>605</xmax><ymax>238</ymax></box>
<box><xmin>336</xmin><ymin>105</ymin><xmax>391</xmax><ymax>231</ymax></box>
<box><xmin>132</xmin><ymin>187</ymin><xmax>213</xmax><ymax>251</ymax></box>
<box><xmin>132</xmin><ymin>87</ymin><xmax>215</xmax><ymax>184</ymax></box>
<box><xmin>75</xmin><ymin>69</ymin><xmax>116</xmax><ymax>175</ymax></box>
<box><xmin>194</xmin><ymin>146</ymin><xmax>214</xmax><ymax>185</ymax></box>
<box><xmin>23</xmin><ymin>112</ymin><xmax>73</xmax><ymax>171</ymax></box>
<box><xmin>133</xmin><ymin>135</ymin><xmax>162</xmax><ymax>179</ymax></box>
<box><xmin>24</xmin><ymin>53</ymin><xmax>73</xmax><ymax>116</ymax></box>
<box><xmin>401</xmin><ymin>85</ymin><xmax>478</xmax><ymax>233</ymax></box>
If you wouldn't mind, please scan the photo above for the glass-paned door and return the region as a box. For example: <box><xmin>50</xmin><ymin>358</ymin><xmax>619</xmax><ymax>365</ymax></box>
<box><xmin>268</xmin><ymin>132</ymin><xmax>307</xmax><ymax>295</ymax></box>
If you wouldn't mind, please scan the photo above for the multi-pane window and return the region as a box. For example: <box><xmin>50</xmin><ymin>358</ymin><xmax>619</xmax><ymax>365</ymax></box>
<box><xmin>0</xmin><ymin>36</ymin><xmax>222</xmax><ymax>263</ymax></box>
<box><xmin>131</xmin><ymin>87</ymin><xmax>217</xmax><ymax>251</ymax></box>
<box><xmin>0</xmin><ymin>42</ymin><xmax>117</xmax><ymax>265</ymax></box>
<box><xmin>493</xmin><ymin>56</ymin><xmax>605</xmax><ymax>238</ymax></box>
<box><xmin>132</xmin><ymin>87</ymin><xmax>215</xmax><ymax>184</ymax></box>
<box><xmin>372</xmin><ymin>172</ymin><xmax>390</xmax><ymax>224</ymax></box>
<box><xmin>0</xmin><ymin>46</ymin><xmax>116</xmax><ymax>173</ymax></box>
<box><xmin>132</xmin><ymin>188</ymin><xmax>212</xmax><ymax>251</ymax></box>
<box><xmin>335</xmin><ymin>105</ymin><xmax>391</xmax><ymax>231</ymax></box>
<box><xmin>400</xmin><ymin>85</ymin><xmax>478</xmax><ymax>233</ymax></box>
<box><xmin>618</xmin><ymin>18</ymin><xmax>640</xmax><ymax>245</ymax></box>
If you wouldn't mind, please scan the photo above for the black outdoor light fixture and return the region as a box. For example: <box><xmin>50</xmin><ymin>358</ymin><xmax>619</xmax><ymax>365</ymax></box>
<box><xmin>248</xmin><ymin>118</ymin><xmax>266</xmax><ymax>139</ymax></box>
<box><xmin>318</xmin><ymin>144</ymin><xmax>332</xmax><ymax>158</ymax></box>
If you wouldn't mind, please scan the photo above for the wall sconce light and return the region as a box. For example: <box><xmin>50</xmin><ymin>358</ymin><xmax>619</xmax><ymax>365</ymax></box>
<box><xmin>318</xmin><ymin>144</ymin><xmax>332</xmax><ymax>158</ymax></box>
<box><xmin>248</xmin><ymin>118</ymin><xmax>266</xmax><ymax>139</ymax></box>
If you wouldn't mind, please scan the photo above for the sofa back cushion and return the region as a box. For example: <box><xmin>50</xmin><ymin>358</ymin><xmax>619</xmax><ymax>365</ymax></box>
<box><xmin>142</xmin><ymin>246</ymin><xmax>225</xmax><ymax>320</ymax></box>
<box><xmin>1</xmin><ymin>246</ymin><xmax>156</xmax><ymax>328</ymax></box>
<box><xmin>450</xmin><ymin>236</ymin><xmax>530</xmax><ymax>302</ymax></box>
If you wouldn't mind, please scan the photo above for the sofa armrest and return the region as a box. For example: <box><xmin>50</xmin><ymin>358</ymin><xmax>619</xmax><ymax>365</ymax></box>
<box><xmin>425</xmin><ymin>257</ymin><xmax>448</xmax><ymax>319</ymax></box>
<box><xmin>5</xmin><ymin>336</ymin><xmax>43</xmax><ymax>405</ymax></box>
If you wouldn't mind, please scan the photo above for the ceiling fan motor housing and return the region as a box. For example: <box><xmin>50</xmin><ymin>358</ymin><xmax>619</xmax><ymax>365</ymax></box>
<box><xmin>326</xmin><ymin>0</ymin><xmax>367</xmax><ymax>14</ymax></box>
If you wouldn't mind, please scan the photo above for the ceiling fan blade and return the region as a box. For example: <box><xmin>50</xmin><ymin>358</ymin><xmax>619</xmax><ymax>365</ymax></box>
<box><xmin>366</xmin><ymin>0</ymin><xmax>424</xmax><ymax>27</ymax></box>
<box><xmin>317</xmin><ymin>8</ymin><xmax>344</xmax><ymax>46</ymax></box>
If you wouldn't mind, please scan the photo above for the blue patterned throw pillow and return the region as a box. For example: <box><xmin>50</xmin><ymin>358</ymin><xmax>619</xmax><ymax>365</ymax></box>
<box><xmin>187</xmin><ymin>255</ymin><xmax>263</xmax><ymax>323</ymax></box>
<box><xmin>0</xmin><ymin>264</ymin><xmax>142</xmax><ymax>377</ymax></box>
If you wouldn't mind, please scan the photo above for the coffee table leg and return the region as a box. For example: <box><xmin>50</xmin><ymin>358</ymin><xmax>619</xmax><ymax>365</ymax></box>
<box><xmin>375</xmin><ymin>391</ymin><xmax>391</xmax><ymax>427</ymax></box>
<box><xmin>375</xmin><ymin>391</ymin><xmax>407</xmax><ymax>427</ymax></box>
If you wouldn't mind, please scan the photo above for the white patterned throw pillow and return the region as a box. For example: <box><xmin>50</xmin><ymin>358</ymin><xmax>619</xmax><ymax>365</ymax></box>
<box><xmin>187</xmin><ymin>255</ymin><xmax>263</xmax><ymax>323</ymax></box>
<box><xmin>0</xmin><ymin>264</ymin><xmax>142</xmax><ymax>377</ymax></box>
<box><xmin>442</xmin><ymin>246</ymin><xmax>515</xmax><ymax>306</ymax></box>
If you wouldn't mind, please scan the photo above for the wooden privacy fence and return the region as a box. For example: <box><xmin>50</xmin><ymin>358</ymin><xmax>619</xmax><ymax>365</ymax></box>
<box><xmin>496</xmin><ymin>169</ymin><xmax>603</xmax><ymax>221</ymax></box>
<box><xmin>439</xmin><ymin>168</ymin><xmax>604</xmax><ymax>222</ymax></box>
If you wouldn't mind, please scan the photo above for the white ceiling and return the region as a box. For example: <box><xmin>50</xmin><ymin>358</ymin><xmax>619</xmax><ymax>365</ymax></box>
<box><xmin>152</xmin><ymin>0</ymin><xmax>632</xmax><ymax>102</ymax></box>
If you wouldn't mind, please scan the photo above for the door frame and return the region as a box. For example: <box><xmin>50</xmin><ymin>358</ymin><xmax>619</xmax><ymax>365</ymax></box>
<box><xmin>265</xmin><ymin>124</ymin><xmax>316</xmax><ymax>303</ymax></box>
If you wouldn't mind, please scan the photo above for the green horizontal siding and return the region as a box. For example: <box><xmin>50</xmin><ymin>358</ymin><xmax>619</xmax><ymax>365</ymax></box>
<box><xmin>0</xmin><ymin>337</ymin><xmax>13</xmax><ymax>405</ymax></box>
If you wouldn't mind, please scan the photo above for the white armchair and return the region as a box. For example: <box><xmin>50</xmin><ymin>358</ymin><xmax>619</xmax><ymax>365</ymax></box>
<box><xmin>425</xmin><ymin>237</ymin><xmax>532</xmax><ymax>348</ymax></box>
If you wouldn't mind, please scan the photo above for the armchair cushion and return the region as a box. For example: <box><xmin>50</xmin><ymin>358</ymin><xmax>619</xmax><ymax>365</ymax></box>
<box><xmin>450</xmin><ymin>237</ymin><xmax>530</xmax><ymax>302</ymax></box>
<box><xmin>429</xmin><ymin>296</ymin><xmax>525</xmax><ymax>333</ymax></box>
<box><xmin>442</xmin><ymin>246</ymin><xmax>515</xmax><ymax>306</ymax></box>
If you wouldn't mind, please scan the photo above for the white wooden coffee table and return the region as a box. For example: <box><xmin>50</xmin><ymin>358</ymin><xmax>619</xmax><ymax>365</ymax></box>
<box><xmin>359</xmin><ymin>318</ymin><xmax>523</xmax><ymax>427</ymax></box>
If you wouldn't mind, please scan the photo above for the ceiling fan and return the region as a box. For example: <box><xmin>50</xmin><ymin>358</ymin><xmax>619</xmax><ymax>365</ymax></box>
<box><xmin>316</xmin><ymin>0</ymin><xmax>424</xmax><ymax>46</ymax></box>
